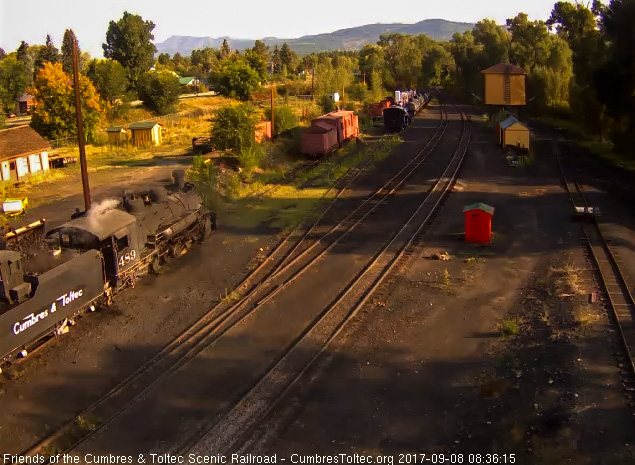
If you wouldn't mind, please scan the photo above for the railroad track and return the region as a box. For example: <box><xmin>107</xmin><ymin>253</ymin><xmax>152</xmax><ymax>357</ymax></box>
<box><xmin>179</xmin><ymin>105</ymin><xmax>472</xmax><ymax>455</ymax></box>
<box><xmin>555</xmin><ymin>148</ymin><xmax>635</xmax><ymax>412</ymax></box>
<box><xmin>22</xmin><ymin>104</ymin><xmax>447</xmax><ymax>459</ymax></box>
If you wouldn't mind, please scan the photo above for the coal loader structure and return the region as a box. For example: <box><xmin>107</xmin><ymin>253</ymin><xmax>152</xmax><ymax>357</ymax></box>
<box><xmin>0</xmin><ymin>170</ymin><xmax>214</xmax><ymax>363</ymax></box>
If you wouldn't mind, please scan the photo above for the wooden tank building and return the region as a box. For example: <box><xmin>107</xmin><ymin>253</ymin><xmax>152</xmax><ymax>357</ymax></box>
<box><xmin>482</xmin><ymin>63</ymin><xmax>527</xmax><ymax>106</ymax></box>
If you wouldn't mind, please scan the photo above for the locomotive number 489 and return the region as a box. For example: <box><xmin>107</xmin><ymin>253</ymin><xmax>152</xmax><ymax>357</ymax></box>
<box><xmin>119</xmin><ymin>249</ymin><xmax>137</xmax><ymax>268</ymax></box>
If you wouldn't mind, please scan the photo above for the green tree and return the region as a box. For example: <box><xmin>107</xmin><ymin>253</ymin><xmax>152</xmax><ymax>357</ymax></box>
<box><xmin>137</xmin><ymin>70</ymin><xmax>180</xmax><ymax>114</ymax></box>
<box><xmin>472</xmin><ymin>19</ymin><xmax>510</xmax><ymax>66</ymax></box>
<box><xmin>16</xmin><ymin>41</ymin><xmax>29</xmax><ymax>63</ymax></box>
<box><xmin>279</xmin><ymin>42</ymin><xmax>298</xmax><ymax>74</ymax></box>
<box><xmin>35</xmin><ymin>34</ymin><xmax>59</xmax><ymax>74</ymax></box>
<box><xmin>595</xmin><ymin>0</ymin><xmax>635</xmax><ymax>152</ymax></box>
<box><xmin>507</xmin><ymin>13</ymin><xmax>551</xmax><ymax>72</ymax></box>
<box><xmin>61</xmin><ymin>29</ymin><xmax>78</xmax><ymax>75</ymax></box>
<box><xmin>0</xmin><ymin>48</ymin><xmax>5</xmax><ymax>60</ymax></box>
<box><xmin>214</xmin><ymin>57</ymin><xmax>261</xmax><ymax>100</ymax></box>
<box><xmin>252</xmin><ymin>40</ymin><xmax>269</xmax><ymax>59</ymax></box>
<box><xmin>157</xmin><ymin>53</ymin><xmax>171</xmax><ymax>66</ymax></box>
<box><xmin>264</xmin><ymin>104</ymin><xmax>297</xmax><ymax>136</ymax></box>
<box><xmin>272</xmin><ymin>45</ymin><xmax>281</xmax><ymax>74</ymax></box>
<box><xmin>0</xmin><ymin>56</ymin><xmax>30</xmax><ymax>111</ymax></box>
<box><xmin>220</xmin><ymin>39</ymin><xmax>231</xmax><ymax>58</ymax></box>
<box><xmin>30</xmin><ymin>62</ymin><xmax>103</xmax><ymax>141</ymax></box>
<box><xmin>421</xmin><ymin>45</ymin><xmax>455</xmax><ymax>88</ymax></box>
<box><xmin>87</xmin><ymin>59</ymin><xmax>129</xmax><ymax>103</ymax></box>
<box><xmin>244</xmin><ymin>49</ymin><xmax>268</xmax><ymax>82</ymax></box>
<box><xmin>548</xmin><ymin>1</ymin><xmax>606</xmax><ymax>132</ymax></box>
<box><xmin>103</xmin><ymin>11</ymin><xmax>157</xmax><ymax>89</ymax></box>
<box><xmin>210</xmin><ymin>103</ymin><xmax>260</xmax><ymax>171</ymax></box>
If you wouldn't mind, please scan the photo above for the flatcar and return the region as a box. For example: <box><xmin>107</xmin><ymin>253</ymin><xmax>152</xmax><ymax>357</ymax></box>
<box><xmin>0</xmin><ymin>171</ymin><xmax>214</xmax><ymax>363</ymax></box>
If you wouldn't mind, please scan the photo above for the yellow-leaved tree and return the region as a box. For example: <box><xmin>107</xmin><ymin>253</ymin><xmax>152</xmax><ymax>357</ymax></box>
<box><xmin>30</xmin><ymin>62</ymin><xmax>103</xmax><ymax>141</ymax></box>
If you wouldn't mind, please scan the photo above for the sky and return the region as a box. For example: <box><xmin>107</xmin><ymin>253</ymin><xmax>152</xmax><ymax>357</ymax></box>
<box><xmin>0</xmin><ymin>0</ymin><xmax>559</xmax><ymax>58</ymax></box>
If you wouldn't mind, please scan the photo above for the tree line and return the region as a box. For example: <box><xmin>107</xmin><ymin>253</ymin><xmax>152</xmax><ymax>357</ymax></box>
<box><xmin>0</xmin><ymin>1</ymin><xmax>632</xmax><ymax>154</ymax></box>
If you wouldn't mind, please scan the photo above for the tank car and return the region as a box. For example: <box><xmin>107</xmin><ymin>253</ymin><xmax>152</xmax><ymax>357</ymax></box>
<box><xmin>0</xmin><ymin>171</ymin><xmax>214</xmax><ymax>363</ymax></box>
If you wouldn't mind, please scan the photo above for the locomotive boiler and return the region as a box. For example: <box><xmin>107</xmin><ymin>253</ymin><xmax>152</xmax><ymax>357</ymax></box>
<box><xmin>0</xmin><ymin>170</ymin><xmax>214</xmax><ymax>363</ymax></box>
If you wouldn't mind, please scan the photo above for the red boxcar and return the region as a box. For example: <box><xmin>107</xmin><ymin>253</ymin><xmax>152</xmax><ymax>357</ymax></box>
<box><xmin>313</xmin><ymin>111</ymin><xmax>359</xmax><ymax>145</ymax></box>
<box><xmin>367</xmin><ymin>99</ymin><xmax>391</xmax><ymax>119</ymax></box>
<box><xmin>301</xmin><ymin>110</ymin><xmax>359</xmax><ymax>158</ymax></box>
<box><xmin>301</xmin><ymin>124</ymin><xmax>338</xmax><ymax>158</ymax></box>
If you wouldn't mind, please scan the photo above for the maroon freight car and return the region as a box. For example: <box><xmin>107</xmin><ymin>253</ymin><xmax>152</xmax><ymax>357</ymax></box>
<box><xmin>301</xmin><ymin>124</ymin><xmax>338</xmax><ymax>158</ymax></box>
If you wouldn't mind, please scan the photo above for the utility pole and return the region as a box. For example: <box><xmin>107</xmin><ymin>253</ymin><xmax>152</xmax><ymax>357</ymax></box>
<box><xmin>311</xmin><ymin>57</ymin><xmax>316</xmax><ymax>102</ymax></box>
<box><xmin>72</xmin><ymin>39</ymin><xmax>91</xmax><ymax>211</ymax></box>
<box><xmin>270</xmin><ymin>86</ymin><xmax>275</xmax><ymax>141</ymax></box>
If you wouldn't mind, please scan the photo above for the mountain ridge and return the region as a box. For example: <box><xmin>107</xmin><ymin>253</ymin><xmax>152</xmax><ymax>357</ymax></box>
<box><xmin>155</xmin><ymin>19</ymin><xmax>474</xmax><ymax>56</ymax></box>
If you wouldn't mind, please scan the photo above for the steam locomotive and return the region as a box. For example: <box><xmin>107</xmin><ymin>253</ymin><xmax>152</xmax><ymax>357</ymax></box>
<box><xmin>0</xmin><ymin>170</ymin><xmax>214</xmax><ymax>364</ymax></box>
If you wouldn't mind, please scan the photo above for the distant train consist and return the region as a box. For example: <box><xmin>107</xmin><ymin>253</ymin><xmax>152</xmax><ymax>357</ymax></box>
<box><xmin>382</xmin><ymin>90</ymin><xmax>431</xmax><ymax>132</ymax></box>
<box><xmin>0</xmin><ymin>170</ymin><xmax>214</xmax><ymax>363</ymax></box>
<box><xmin>300</xmin><ymin>110</ymin><xmax>360</xmax><ymax>158</ymax></box>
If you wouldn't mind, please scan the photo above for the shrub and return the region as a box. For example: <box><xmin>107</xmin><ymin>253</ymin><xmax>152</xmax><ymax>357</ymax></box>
<box><xmin>210</xmin><ymin>103</ymin><xmax>259</xmax><ymax>153</ymax></box>
<box><xmin>137</xmin><ymin>70</ymin><xmax>180</xmax><ymax>115</ymax></box>
<box><xmin>318</xmin><ymin>95</ymin><xmax>335</xmax><ymax>114</ymax></box>
<box><xmin>187</xmin><ymin>155</ymin><xmax>220</xmax><ymax>211</ymax></box>
<box><xmin>234</xmin><ymin>144</ymin><xmax>266</xmax><ymax>174</ymax></box>
<box><xmin>264</xmin><ymin>104</ymin><xmax>298</xmax><ymax>136</ymax></box>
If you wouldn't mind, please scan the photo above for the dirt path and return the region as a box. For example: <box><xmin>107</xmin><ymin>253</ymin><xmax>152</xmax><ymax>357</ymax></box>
<box><xmin>247</xmin><ymin>114</ymin><xmax>635</xmax><ymax>463</ymax></box>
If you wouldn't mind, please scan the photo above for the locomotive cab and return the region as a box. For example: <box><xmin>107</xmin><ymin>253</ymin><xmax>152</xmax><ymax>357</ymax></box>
<box><xmin>46</xmin><ymin>209</ymin><xmax>143</xmax><ymax>290</ymax></box>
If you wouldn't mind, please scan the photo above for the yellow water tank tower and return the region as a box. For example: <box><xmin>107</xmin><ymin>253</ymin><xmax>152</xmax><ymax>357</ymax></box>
<box><xmin>482</xmin><ymin>63</ymin><xmax>527</xmax><ymax>106</ymax></box>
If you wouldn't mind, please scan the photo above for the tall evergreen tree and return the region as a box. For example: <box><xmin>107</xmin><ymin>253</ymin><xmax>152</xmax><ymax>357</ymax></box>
<box><xmin>35</xmin><ymin>34</ymin><xmax>60</xmax><ymax>74</ymax></box>
<box><xmin>16</xmin><ymin>41</ymin><xmax>29</xmax><ymax>63</ymax></box>
<box><xmin>61</xmin><ymin>29</ymin><xmax>78</xmax><ymax>75</ymax></box>
<box><xmin>0</xmin><ymin>48</ymin><xmax>6</xmax><ymax>60</ymax></box>
<box><xmin>103</xmin><ymin>11</ymin><xmax>157</xmax><ymax>90</ymax></box>
<box><xmin>220</xmin><ymin>39</ymin><xmax>231</xmax><ymax>58</ymax></box>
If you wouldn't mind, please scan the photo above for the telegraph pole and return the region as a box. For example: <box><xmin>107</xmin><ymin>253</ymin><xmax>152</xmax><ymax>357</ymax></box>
<box><xmin>270</xmin><ymin>86</ymin><xmax>275</xmax><ymax>141</ymax></box>
<box><xmin>72</xmin><ymin>39</ymin><xmax>91</xmax><ymax>211</ymax></box>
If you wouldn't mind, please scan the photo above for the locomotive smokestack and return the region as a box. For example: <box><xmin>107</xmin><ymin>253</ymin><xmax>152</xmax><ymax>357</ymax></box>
<box><xmin>172</xmin><ymin>169</ymin><xmax>185</xmax><ymax>190</ymax></box>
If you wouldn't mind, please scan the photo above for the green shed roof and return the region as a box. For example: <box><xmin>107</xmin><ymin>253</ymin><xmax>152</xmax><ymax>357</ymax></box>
<box><xmin>179</xmin><ymin>77</ymin><xmax>195</xmax><ymax>85</ymax></box>
<box><xmin>128</xmin><ymin>121</ymin><xmax>162</xmax><ymax>130</ymax></box>
<box><xmin>463</xmin><ymin>203</ymin><xmax>495</xmax><ymax>215</ymax></box>
<box><xmin>106</xmin><ymin>126</ymin><xmax>125</xmax><ymax>132</ymax></box>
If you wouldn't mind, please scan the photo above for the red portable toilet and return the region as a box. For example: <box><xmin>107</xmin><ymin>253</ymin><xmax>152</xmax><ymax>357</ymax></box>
<box><xmin>463</xmin><ymin>203</ymin><xmax>495</xmax><ymax>243</ymax></box>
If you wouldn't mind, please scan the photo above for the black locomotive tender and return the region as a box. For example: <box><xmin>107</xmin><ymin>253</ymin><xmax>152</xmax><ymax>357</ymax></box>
<box><xmin>382</xmin><ymin>92</ymin><xmax>430</xmax><ymax>133</ymax></box>
<box><xmin>0</xmin><ymin>170</ymin><xmax>215</xmax><ymax>363</ymax></box>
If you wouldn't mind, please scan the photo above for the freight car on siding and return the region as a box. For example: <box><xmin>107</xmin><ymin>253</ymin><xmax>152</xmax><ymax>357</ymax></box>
<box><xmin>0</xmin><ymin>171</ymin><xmax>214</xmax><ymax>363</ymax></box>
<box><xmin>300</xmin><ymin>110</ymin><xmax>359</xmax><ymax>158</ymax></box>
<box><xmin>383</xmin><ymin>106</ymin><xmax>411</xmax><ymax>132</ymax></box>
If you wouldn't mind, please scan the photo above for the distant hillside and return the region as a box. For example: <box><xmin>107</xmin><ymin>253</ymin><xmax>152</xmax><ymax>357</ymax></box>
<box><xmin>155</xmin><ymin>19</ymin><xmax>474</xmax><ymax>56</ymax></box>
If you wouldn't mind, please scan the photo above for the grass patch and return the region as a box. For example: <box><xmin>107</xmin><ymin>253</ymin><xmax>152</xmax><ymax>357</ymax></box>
<box><xmin>220</xmin><ymin>288</ymin><xmax>242</xmax><ymax>303</ymax></box>
<box><xmin>75</xmin><ymin>415</ymin><xmax>98</xmax><ymax>431</ymax></box>
<box><xmin>573</xmin><ymin>305</ymin><xmax>599</xmax><ymax>327</ymax></box>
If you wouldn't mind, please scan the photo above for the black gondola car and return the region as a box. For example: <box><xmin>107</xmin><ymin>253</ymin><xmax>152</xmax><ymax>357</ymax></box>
<box><xmin>383</xmin><ymin>106</ymin><xmax>410</xmax><ymax>132</ymax></box>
